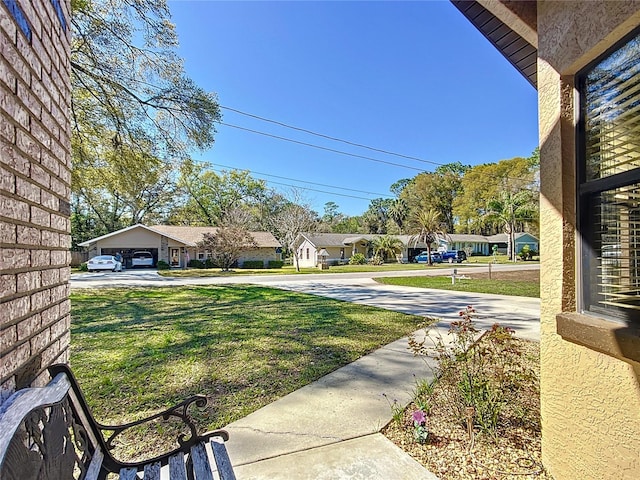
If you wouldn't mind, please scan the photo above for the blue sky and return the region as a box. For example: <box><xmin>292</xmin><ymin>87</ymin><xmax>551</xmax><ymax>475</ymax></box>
<box><xmin>168</xmin><ymin>0</ymin><xmax>538</xmax><ymax>217</ymax></box>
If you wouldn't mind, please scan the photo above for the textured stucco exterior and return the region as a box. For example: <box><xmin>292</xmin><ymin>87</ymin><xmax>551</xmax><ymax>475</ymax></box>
<box><xmin>536</xmin><ymin>1</ymin><xmax>640</xmax><ymax>478</ymax></box>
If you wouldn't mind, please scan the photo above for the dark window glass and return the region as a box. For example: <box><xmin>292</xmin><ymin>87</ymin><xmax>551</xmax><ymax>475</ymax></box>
<box><xmin>579</xmin><ymin>29</ymin><xmax>640</xmax><ymax>322</ymax></box>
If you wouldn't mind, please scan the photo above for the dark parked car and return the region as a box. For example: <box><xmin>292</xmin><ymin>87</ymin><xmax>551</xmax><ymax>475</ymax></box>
<box><xmin>440</xmin><ymin>250</ymin><xmax>467</xmax><ymax>263</ymax></box>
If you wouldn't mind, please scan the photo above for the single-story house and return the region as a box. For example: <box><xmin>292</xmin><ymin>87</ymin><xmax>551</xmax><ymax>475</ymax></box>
<box><xmin>443</xmin><ymin>232</ymin><xmax>539</xmax><ymax>255</ymax></box>
<box><xmin>295</xmin><ymin>232</ymin><xmax>540</xmax><ymax>267</ymax></box>
<box><xmin>78</xmin><ymin>224</ymin><xmax>282</xmax><ymax>268</ymax></box>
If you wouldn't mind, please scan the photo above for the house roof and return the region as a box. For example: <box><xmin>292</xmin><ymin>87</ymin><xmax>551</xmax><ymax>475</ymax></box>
<box><xmin>150</xmin><ymin>225</ymin><xmax>281</xmax><ymax>248</ymax></box>
<box><xmin>79</xmin><ymin>224</ymin><xmax>281</xmax><ymax>248</ymax></box>
<box><xmin>299</xmin><ymin>233</ymin><xmax>380</xmax><ymax>248</ymax></box>
<box><xmin>77</xmin><ymin>224</ymin><xmax>190</xmax><ymax>247</ymax></box>
<box><xmin>451</xmin><ymin>0</ymin><xmax>537</xmax><ymax>88</ymax></box>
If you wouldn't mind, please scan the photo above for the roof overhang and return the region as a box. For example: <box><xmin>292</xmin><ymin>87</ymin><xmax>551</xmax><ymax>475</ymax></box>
<box><xmin>77</xmin><ymin>224</ymin><xmax>193</xmax><ymax>247</ymax></box>
<box><xmin>451</xmin><ymin>0</ymin><xmax>538</xmax><ymax>89</ymax></box>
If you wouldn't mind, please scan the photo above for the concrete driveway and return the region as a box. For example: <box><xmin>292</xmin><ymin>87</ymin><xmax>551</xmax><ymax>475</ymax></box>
<box><xmin>70</xmin><ymin>264</ymin><xmax>540</xmax><ymax>340</ymax></box>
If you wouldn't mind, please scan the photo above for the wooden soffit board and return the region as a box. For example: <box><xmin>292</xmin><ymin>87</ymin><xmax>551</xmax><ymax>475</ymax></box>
<box><xmin>451</xmin><ymin>0</ymin><xmax>538</xmax><ymax>89</ymax></box>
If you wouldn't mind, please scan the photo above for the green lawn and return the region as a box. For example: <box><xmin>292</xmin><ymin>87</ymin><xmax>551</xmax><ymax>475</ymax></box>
<box><xmin>70</xmin><ymin>285</ymin><xmax>422</xmax><ymax>459</ymax></box>
<box><xmin>375</xmin><ymin>275</ymin><xmax>539</xmax><ymax>297</ymax></box>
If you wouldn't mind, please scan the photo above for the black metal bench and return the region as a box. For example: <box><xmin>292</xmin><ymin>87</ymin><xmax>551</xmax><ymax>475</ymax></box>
<box><xmin>0</xmin><ymin>364</ymin><xmax>236</xmax><ymax>480</ymax></box>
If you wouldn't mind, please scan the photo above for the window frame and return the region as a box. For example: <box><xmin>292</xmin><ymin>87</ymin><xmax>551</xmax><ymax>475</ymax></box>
<box><xmin>576</xmin><ymin>26</ymin><xmax>640</xmax><ymax>325</ymax></box>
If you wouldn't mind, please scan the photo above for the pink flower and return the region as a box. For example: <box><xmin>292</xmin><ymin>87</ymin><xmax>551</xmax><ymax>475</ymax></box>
<box><xmin>412</xmin><ymin>409</ymin><xmax>426</xmax><ymax>425</ymax></box>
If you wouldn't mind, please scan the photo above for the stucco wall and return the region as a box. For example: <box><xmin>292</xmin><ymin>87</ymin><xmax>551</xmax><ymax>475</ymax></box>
<box><xmin>537</xmin><ymin>1</ymin><xmax>640</xmax><ymax>478</ymax></box>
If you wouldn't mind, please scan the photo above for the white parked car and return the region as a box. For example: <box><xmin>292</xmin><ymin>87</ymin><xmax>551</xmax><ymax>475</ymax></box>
<box><xmin>131</xmin><ymin>251</ymin><xmax>154</xmax><ymax>268</ymax></box>
<box><xmin>87</xmin><ymin>255</ymin><xmax>122</xmax><ymax>272</ymax></box>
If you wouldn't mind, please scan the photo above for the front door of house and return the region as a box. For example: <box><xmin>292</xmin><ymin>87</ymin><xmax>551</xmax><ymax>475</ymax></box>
<box><xmin>170</xmin><ymin>248</ymin><xmax>180</xmax><ymax>267</ymax></box>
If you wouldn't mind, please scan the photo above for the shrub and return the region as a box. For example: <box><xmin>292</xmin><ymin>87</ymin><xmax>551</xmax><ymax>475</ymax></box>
<box><xmin>156</xmin><ymin>260</ymin><xmax>170</xmax><ymax>270</ymax></box>
<box><xmin>204</xmin><ymin>258</ymin><xmax>218</xmax><ymax>269</ymax></box>
<box><xmin>242</xmin><ymin>260</ymin><xmax>264</xmax><ymax>269</ymax></box>
<box><xmin>349</xmin><ymin>253</ymin><xmax>366</xmax><ymax>265</ymax></box>
<box><xmin>367</xmin><ymin>255</ymin><xmax>384</xmax><ymax>265</ymax></box>
<box><xmin>188</xmin><ymin>259</ymin><xmax>205</xmax><ymax>269</ymax></box>
<box><xmin>268</xmin><ymin>260</ymin><xmax>284</xmax><ymax>269</ymax></box>
<box><xmin>79</xmin><ymin>262</ymin><xmax>88</xmax><ymax>272</ymax></box>
<box><xmin>408</xmin><ymin>307</ymin><xmax>529</xmax><ymax>439</ymax></box>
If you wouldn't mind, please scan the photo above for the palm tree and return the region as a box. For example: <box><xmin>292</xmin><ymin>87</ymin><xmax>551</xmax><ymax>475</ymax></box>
<box><xmin>485</xmin><ymin>190</ymin><xmax>538</xmax><ymax>261</ymax></box>
<box><xmin>371</xmin><ymin>235</ymin><xmax>404</xmax><ymax>263</ymax></box>
<box><xmin>388</xmin><ymin>198</ymin><xmax>408</xmax><ymax>233</ymax></box>
<box><xmin>409</xmin><ymin>209</ymin><xmax>447</xmax><ymax>266</ymax></box>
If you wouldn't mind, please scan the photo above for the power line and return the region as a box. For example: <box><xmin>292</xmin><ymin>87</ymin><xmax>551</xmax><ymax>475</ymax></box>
<box><xmin>204</xmin><ymin>165</ymin><xmax>379</xmax><ymax>201</ymax></box>
<box><xmin>204</xmin><ymin>161</ymin><xmax>393</xmax><ymax>198</ymax></box>
<box><xmin>216</xmin><ymin>121</ymin><xmax>427</xmax><ymax>172</ymax></box>
<box><xmin>220</xmin><ymin>105</ymin><xmax>445</xmax><ymax>167</ymax></box>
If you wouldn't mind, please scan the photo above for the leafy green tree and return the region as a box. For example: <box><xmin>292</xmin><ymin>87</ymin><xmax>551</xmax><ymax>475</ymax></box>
<box><xmin>70</xmin><ymin>0</ymin><xmax>220</xmax><ymax>239</ymax></box>
<box><xmin>362</xmin><ymin>198</ymin><xmax>394</xmax><ymax>234</ymax></box>
<box><xmin>409</xmin><ymin>209</ymin><xmax>447</xmax><ymax>266</ymax></box>
<box><xmin>197</xmin><ymin>227</ymin><xmax>258</xmax><ymax>271</ymax></box>
<box><xmin>171</xmin><ymin>162</ymin><xmax>268</xmax><ymax>226</ymax></box>
<box><xmin>371</xmin><ymin>235</ymin><xmax>404</xmax><ymax>263</ymax></box>
<box><xmin>388</xmin><ymin>198</ymin><xmax>408</xmax><ymax>234</ymax></box>
<box><xmin>485</xmin><ymin>190</ymin><xmax>538</xmax><ymax>261</ymax></box>
<box><xmin>453</xmin><ymin>154</ymin><xmax>538</xmax><ymax>234</ymax></box>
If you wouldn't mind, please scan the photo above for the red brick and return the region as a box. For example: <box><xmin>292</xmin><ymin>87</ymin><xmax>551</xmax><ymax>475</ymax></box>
<box><xmin>16</xmin><ymin>129</ymin><xmax>41</xmax><ymax>160</ymax></box>
<box><xmin>51</xmin><ymin>250</ymin><xmax>68</xmax><ymax>266</ymax></box>
<box><xmin>30</xmin><ymin>121</ymin><xmax>52</xmax><ymax>149</ymax></box>
<box><xmin>30</xmin><ymin>328</ymin><xmax>51</xmax><ymax>353</ymax></box>
<box><xmin>40</xmin><ymin>303</ymin><xmax>60</xmax><ymax>325</ymax></box>
<box><xmin>40</xmin><ymin>190</ymin><xmax>58</xmax><ymax>210</ymax></box>
<box><xmin>41</xmin><ymin>338</ymin><xmax>64</xmax><ymax>365</ymax></box>
<box><xmin>2</xmin><ymin>296</ymin><xmax>30</xmax><ymax>324</ymax></box>
<box><xmin>0</xmin><ymin>117</ymin><xmax>15</xmax><ymax>142</ymax></box>
<box><xmin>0</xmin><ymin>274</ymin><xmax>17</xmax><ymax>296</ymax></box>
<box><xmin>0</xmin><ymin>59</ymin><xmax>17</xmax><ymax>92</ymax></box>
<box><xmin>0</xmin><ymin>9</ymin><xmax>17</xmax><ymax>42</ymax></box>
<box><xmin>58</xmin><ymin>299</ymin><xmax>70</xmax><ymax>316</ymax></box>
<box><xmin>31</xmin><ymin>290</ymin><xmax>50</xmax><ymax>311</ymax></box>
<box><xmin>30</xmin><ymin>77</ymin><xmax>52</xmax><ymax>113</ymax></box>
<box><xmin>51</xmin><ymin>284</ymin><xmax>68</xmax><ymax>303</ymax></box>
<box><xmin>40</xmin><ymin>110</ymin><xmax>60</xmax><ymax>142</ymax></box>
<box><xmin>59</xmin><ymin>267</ymin><xmax>70</xmax><ymax>282</ymax></box>
<box><xmin>0</xmin><ymin>197</ymin><xmax>29</xmax><ymax>222</ymax></box>
<box><xmin>30</xmin><ymin>205</ymin><xmax>50</xmax><ymax>227</ymax></box>
<box><xmin>17</xmin><ymin>271</ymin><xmax>41</xmax><ymax>292</ymax></box>
<box><xmin>30</xmin><ymin>249</ymin><xmax>50</xmax><ymax>268</ymax></box>
<box><xmin>41</xmin><ymin>229</ymin><xmax>59</xmax><ymax>248</ymax></box>
<box><xmin>16</xmin><ymin>225</ymin><xmax>41</xmax><ymax>245</ymax></box>
<box><xmin>0</xmin><ymin>143</ymin><xmax>30</xmax><ymax>175</ymax></box>
<box><xmin>58</xmin><ymin>233</ymin><xmax>70</xmax><ymax>249</ymax></box>
<box><xmin>49</xmin><ymin>175</ymin><xmax>67</xmax><ymax>197</ymax></box>
<box><xmin>49</xmin><ymin>315</ymin><xmax>69</xmax><ymax>338</ymax></box>
<box><xmin>50</xmin><ymin>213</ymin><xmax>67</xmax><ymax>232</ymax></box>
<box><xmin>16</xmin><ymin>34</ymin><xmax>42</xmax><ymax>80</ymax></box>
<box><xmin>17</xmin><ymin>314</ymin><xmax>41</xmax><ymax>341</ymax></box>
<box><xmin>42</xmin><ymin>267</ymin><xmax>59</xmax><ymax>285</ymax></box>
<box><xmin>17</xmin><ymin>82</ymin><xmax>41</xmax><ymax>119</ymax></box>
<box><xmin>40</xmin><ymin>151</ymin><xmax>60</xmax><ymax>176</ymax></box>
<box><xmin>16</xmin><ymin>176</ymin><xmax>41</xmax><ymax>203</ymax></box>
<box><xmin>31</xmin><ymin>36</ymin><xmax>52</xmax><ymax>75</ymax></box>
<box><xmin>1</xmin><ymin>248</ymin><xmax>30</xmax><ymax>270</ymax></box>
<box><xmin>0</xmin><ymin>342</ymin><xmax>30</xmax><ymax>378</ymax></box>
<box><xmin>1</xmin><ymin>39</ymin><xmax>30</xmax><ymax>85</ymax></box>
<box><xmin>0</xmin><ymin>165</ymin><xmax>15</xmax><ymax>193</ymax></box>
<box><xmin>0</xmin><ymin>222</ymin><xmax>17</xmax><ymax>243</ymax></box>
<box><xmin>0</xmin><ymin>325</ymin><xmax>17</xmax><ymax>352</ymax></box>
<box><xmin>31</xmin><ymin>162</ymin><xmax>50</xmax><ymax>188</ymax></box>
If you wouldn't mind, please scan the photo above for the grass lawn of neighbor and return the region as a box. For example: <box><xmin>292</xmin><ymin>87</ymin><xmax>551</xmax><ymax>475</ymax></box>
<box><xmin>70</xmin><ymin>285</ymin><xmax>422</xmax><ymax>460</ymax></box>
<box><xmin>375</xmin><ymin>269</ymin><xmax>540</xmax><ymax>298</ymax></box>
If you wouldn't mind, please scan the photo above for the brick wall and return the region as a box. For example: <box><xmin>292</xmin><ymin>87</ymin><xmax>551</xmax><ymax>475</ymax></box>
<box><xmin>1</xmin><ymin>0</ymin><xmax>71</xmax><ymax>399</ymax></box>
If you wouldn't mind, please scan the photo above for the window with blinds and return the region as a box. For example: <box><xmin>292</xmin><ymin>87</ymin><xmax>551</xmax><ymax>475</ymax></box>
<box><xmin>579</xmin><ymin>29</ymin><xmax>640</xmax><ymax>322</ymax></box>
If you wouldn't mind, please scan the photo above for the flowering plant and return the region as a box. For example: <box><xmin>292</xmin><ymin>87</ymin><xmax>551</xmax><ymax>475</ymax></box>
<box><xmin>411</xmin><ymin>409</ymin><xmax>429</xmax><ymax>444</ymax></box>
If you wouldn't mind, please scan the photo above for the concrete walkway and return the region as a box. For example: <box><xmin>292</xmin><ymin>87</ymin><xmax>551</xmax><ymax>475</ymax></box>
<box><xmin>70</xmin><ymin>266</ymin><xmax>540</xmax><ymax>478</ymax></box>
<box><xmin>216</xmin><ymin>282</ymin><xmax>539</xmax><ymax>479</ymax></box>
